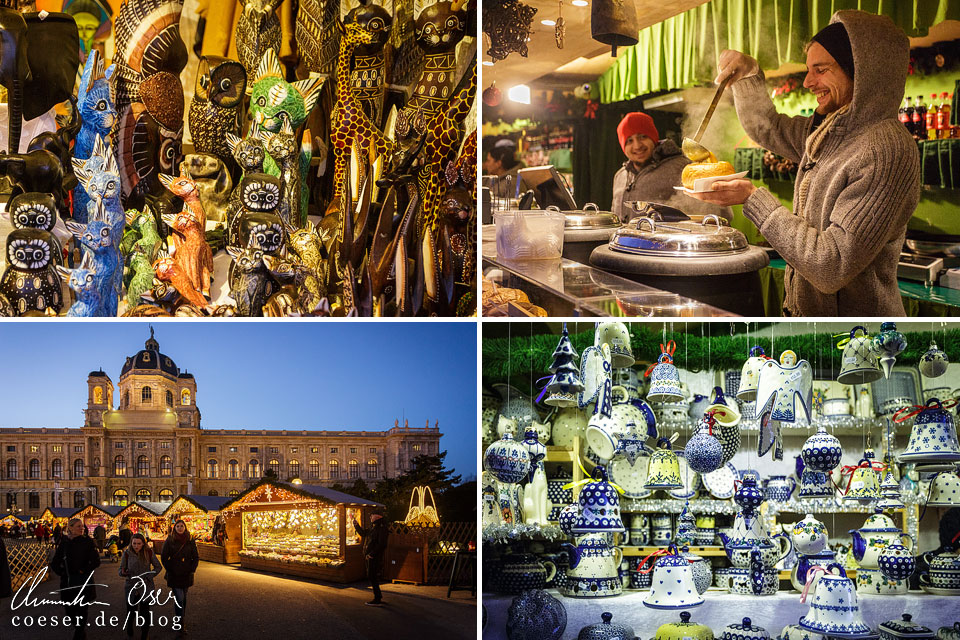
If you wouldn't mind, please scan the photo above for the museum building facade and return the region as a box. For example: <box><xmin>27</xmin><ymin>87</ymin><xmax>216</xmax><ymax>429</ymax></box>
<box><xmin>0</xmin><ymin>332</ymin><xmax>442</xmax><ymax>515</ymax></box>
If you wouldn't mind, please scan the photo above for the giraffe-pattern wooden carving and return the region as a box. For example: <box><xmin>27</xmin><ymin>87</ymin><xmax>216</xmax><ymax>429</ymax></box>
<box><xmin>345</xmin><ymin>2</ymin><xmax>392</xmax><ymax>126</ymax></box>
<box><xmin>329</xmin><ymin>19</ymin><xmax>395</xmax><ymax>213</ymax></box>
<box><xmin>417</xmin><ymin>60</ymin><xmax>476</xmax><ymax>233</ymax></box>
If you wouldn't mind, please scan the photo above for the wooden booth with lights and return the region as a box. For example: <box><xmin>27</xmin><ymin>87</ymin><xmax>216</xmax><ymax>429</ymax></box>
<box><xmin>163</xmin><ymin>495</ymin><xmax>237</xmax><ymax>563</ymax></box>
<box><xmin>114</xmin><ymin>502</ymin><xmax>168</xmax><ymax>548</ymax></box>
<box><xmin>0</xmin><ymin>514</ymin><xmax>25</xmax><ymax>533</ymax></box>
<box><xmin>40</xmin><ymin>507</ymin><xmax>76</xmax><ymax>529</ymax></box>
<box><xmin>225</xmin><ymin>480</ymin><xmax>383</xmax><ymax>583</ymax></box>
<box><xmin>74</xmin><ymin>505</ymin><xmax>120</xmax><ymax>536</ymax></box>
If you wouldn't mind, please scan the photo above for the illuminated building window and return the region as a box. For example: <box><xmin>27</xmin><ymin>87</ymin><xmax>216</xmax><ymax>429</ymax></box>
<box><xmin>159</xmin><ymin>489</ymin><xmax>173</xmax><ymax>502</ymax></box>
<box><xmin>329</xmin><ymin>460</ymin><xmax>340</xmax><ymax>479</ymax></box>
<box><xmin>113</xmin><ymin>489</ymin><xmax>128</xmax><ymax>506</ymax></box>
<box><xmin>74</xmin><ymin>459</ymin><xmax>84</xmax><ymax>478</ymax></box>
<box><xmin>309</xmin><ymin>460</ymin><xmax>320</xmax><ymax>479</ymax></box>
<box><xmin>349</xmin><ymin>460</ymin><xmax>359</xmax><ymax>479</ymax></box>
<box><xmin>160</xmin><ymin>456</ymin><xmax>172</xmax><ymax>477</ymax></box>
<box><xmin>137</xmin><ymin>489</ymin><xmax>151</xmax><ymax>501</ymax></box>
<box><xmin>137</xmin><ymin>456</ymin><xmax>149</xmax><ymax>477</ymax></box>
<box><xmin>207</xmin><ymin>459</ymin><xmax>219</xmax><ymax>479</ymax></box>
<box><xmin>248</xmin><ymin>460</ymin><xmax>261</xmax><ymax>479</ymax></box>
<box><xmin>367</xmin><ymin>459</ymin><xmax>378</xmax><ymax>478</ymax></box>
<box><xmin>228</xmin><ymin>460</ymin><xmax>239</xmax><ymax>479</ymax></box>
<box><xmin>141</xmin><ymin>387</ymin><xmax>152</xmax><ymax>404</ymax></box>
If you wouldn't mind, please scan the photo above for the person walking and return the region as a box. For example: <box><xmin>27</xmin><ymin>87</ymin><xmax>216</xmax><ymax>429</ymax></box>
<box><xmin>352</xmin><ymin>511</ymin><xmax>389</xmax><ymax>606</ymax></box>
<box><xmin>161</xmin><ymin>519</ymin><xmax>198</xmax><ymax>639</ymax></box>
<box><xmin>93</xmin><ymin>524</ymin><xmax>106</xmax><ymax>554</ymax></box>
<box><xmin>120</xmin><ymin>533</ymin><xmax>163</xmax><ymax>640</ymax></box>
<box><xmin>53</xmin><ymin>523</ymin><xmax>63</xmax><ymax>544</ymax></box>
<box><xmin>49</xmin><ymin>518</ymin><xmax>101</xmax><ymax>640</ymax></box>
<box><xmin>119</xmin><ymin>518</ymin><xmax>133</xmax><ymax>550</ymax></box>
<box><xmin>0</xmin><ymin>536</ymin><xmax>11</xmax><ymax>602</ymax></box>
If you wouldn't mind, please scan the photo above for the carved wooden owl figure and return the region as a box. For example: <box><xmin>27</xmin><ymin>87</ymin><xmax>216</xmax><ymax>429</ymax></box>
<box><xmin>8</xmin><ymin>193</ymin><xmax>63</xmax><ymax>267</ymax></box>
<box><xmin>0</xmin><ymin>228</ymin><xmax>64</xmax><ymax>315</ymax></box>
<box><xmin>227</xmin><ymin>172</ymin><xmax>282</xmax><ymax>248</ymax></box>
<box><xmin>188</xmin><ymin>56</ymin><xmax>247</xmax><ymax>167</ymax></box>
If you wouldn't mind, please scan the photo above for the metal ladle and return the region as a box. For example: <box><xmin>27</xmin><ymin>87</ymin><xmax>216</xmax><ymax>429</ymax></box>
<box><xmin>682</xmin><ymin>76</ymin><xmax>731</xmax><ymax>163</ymax></box>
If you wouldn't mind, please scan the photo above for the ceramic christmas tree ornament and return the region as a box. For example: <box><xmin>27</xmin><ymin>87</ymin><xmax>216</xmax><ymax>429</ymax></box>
<box><xmin>874</xmin><ymin>322</ymin><xmax>907</xmax><ymax>379</ymax></box>
<box><xmin>919</xmin><ymin>341</ymin><xmax>949</xmax><ymax>378</ymax></box>
<box><xmin>543</xmin><ymin>324</ymin><xmax>584</xmax><ymax>408</ymax></box>
<box><xmin>685</xmin><ymin>414</ymin><xmax>724</xmax><ymax>474</ymax></box>
<box><xmin>801</xmin><ymin>426</ymin><xmax>843</xmax><ymax>472</ymax></box>
<box><xmin>484</xmin><ymin>433</ymin><xmax>530</xmax><ymax>484</ymax></box>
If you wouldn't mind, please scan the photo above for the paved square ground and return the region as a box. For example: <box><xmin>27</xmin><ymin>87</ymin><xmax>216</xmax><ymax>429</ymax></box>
<box><xmin>0</xmin><ymin>559</ymin><xmax>476</xmax><ymax>639</ymax></box>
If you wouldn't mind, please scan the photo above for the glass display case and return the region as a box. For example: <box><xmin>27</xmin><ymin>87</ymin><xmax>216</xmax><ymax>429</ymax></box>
<box><xmin>240</xmin><ymin>507</ymin><xmax>343</xmax><ymax>566</ymax></box>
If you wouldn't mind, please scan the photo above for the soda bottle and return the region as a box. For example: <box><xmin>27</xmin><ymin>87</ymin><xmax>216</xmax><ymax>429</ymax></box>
<box><xmin>937</xmin><ymin>92</ymin><xmax>951</xmax><ymax>138</ymax></box>
<box><xmin>927</xmin><ymin>93</ymin><xmax>938</xmax><ymax>140</ymax></box>
<box><xmin>900</xmin><ymin>96</ymin><xmax>914</xmax><ymax>135</ymax></box>
<box><xmin>912</xmin><ymin>95</ymin><xmax>926</xmax><ymax>139</ymax></box>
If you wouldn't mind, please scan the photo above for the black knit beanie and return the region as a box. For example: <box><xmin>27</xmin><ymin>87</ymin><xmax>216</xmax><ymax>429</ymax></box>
<box><xmin>811</xmin><ymin>22</ymin><xmax>855</xmax><ymax>81</ymax></box>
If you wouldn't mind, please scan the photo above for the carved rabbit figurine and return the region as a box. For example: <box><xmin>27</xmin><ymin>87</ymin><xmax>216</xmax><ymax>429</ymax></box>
<box><xmin>161</xmin><ymin>211</ymin><xmax>213</xmax><ymax>299</ymax></box>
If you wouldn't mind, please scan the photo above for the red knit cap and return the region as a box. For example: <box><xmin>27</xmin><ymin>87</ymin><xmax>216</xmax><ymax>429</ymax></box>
<box><xmin>617</xmin><ymin>112</ymin><xmax>659</xmax><ymax>152</ymax></box>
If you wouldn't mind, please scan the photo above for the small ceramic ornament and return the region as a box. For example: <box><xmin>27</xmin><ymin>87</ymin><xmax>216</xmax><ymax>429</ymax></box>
<box><xmin>521</xmin><ymin>429</ymin><xmax>546</xmax><ymax>478</ymax></box>
<box><xmin>685</xmin><ymin>414</ymin><xmax>723</xmax><ymax>474</ymax></box>
<box><xmin>920</xmin><ymin>341</ymin><xmax>949</xmax><ymax>378</ymax></box>
<box><xmin>484</xmin><ymin>433</ymin><xmax>530</xmax><ymax>485</ymax></box>
<box><xmin>877</xmin><ymin>541</ymin><xmax>916</xmax><ymax>581</ymax></box>
<box><xmin>506</xmin><ymin>589</ymin><xmax>566</xmax><ymax>640</ymax></box>
<box><xmin>643</xmin><ymin>547</ymin><xmax>704</xmax><ymax>609</ymax></box>
<box><xmin>896</xmin><ymin>399</ymin><xmax>960</xmax><ymax>463</ymax></box>
<box><xmin>523</xmin><ymin>459</ymin><xmax>549</xmax><ymax>526</ymax></box>
<box><xmin>843</xmin><ymin>451</ymin><xmax>882</xmax><ymax>503</ymax></box>
<box><xmin>0</xmin><ymin>228</ymin><xmax>63</xmax><ymax>315</ymax></box>
<box><xmin>572</xmin><ymin>466</ymin><xmax>624</xmax><ymax>534</ymax></box>
<box><xmin>543</xmin><ymin>324</ymin><xmax>583</xmax><ymax>408</ymax></box>
<box><xmin>798</xmin><ymin>568</ymin><xmax>871</xmax><ymax>637</ymax></box>
<box><xmin>756</xmin><ymin>350</ymin><xmax>812</xmax><ymax>460</ymax></box>
<box><xmin>647</xmin><ymin>341</ymin><xmax>682</xmax><ymax>402</ymax></box>
<box><xmin>801</xmin><ymin>425</ymin><xmax>843</xmax><ymax>472</ymax></box>
<box><xmin>188</xmin><ymin>56</ymin><xmax>246</xmax><ymax>168</ymax></box>
<box><xmin>645</xmin><ymin>437</ymin><xmax>683</xmax><ymax>490</ymax></box>
<box><xmin>926</xmin><ymin>470</ymin><xmax>960</xmax><ymax>507</ymax></box>
<box><xmin>876</xmin><ymin>471</ymin><xmax>904</xmax><ymax>510</ymax></box>
<box><xmin>594</xmin><ymin>321</ymin><xmax>633</xmax><ymax>368</ymax></box>
<box><xmin>874</xmin><ymin>322</ymin><xmax>907</xmax><ymax>379</ymax></box>
<box><xmin>791</xmin><ymin>514</ymin><xmax>828</xmax><ymax>555</ymax></box>
<box><xmin>737</xmin><ymin>346</ymin><xmax>770</xmax><ymax>401</ymax></box>
<box><xmin>837</xmin><ymin>326</ymin><xmax>883</xmax><ymax>385</ymax></box>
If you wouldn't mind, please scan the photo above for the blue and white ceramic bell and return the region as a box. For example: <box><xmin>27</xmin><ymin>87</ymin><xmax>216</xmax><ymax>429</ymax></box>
<box><xmin>737</xmin><ymin>346</ymin><xmax>769</xmax><ymax>401</ymax></box>
<box><xmin>647</xmin><ymin>341</ymin><xmax>682</xmax><ymax>403</ymax></box>
<box><xmin>799</xmin><ymin>469</ymin><xmax>835</xmax><ymax>499</ymax></box>
<box><xmin>642</xmin><ymin>548</ymin><xmax>705</xmax><ymax>609</ymax></box>
<box><xmin>837</xmin><ymin>326</ymin><xmax>883</xmax><ymax>385</ymax></box>
<box><xmin>595</xmin><ymin>321</ymin><xmax>634</xmax><ymax>368</ymax></box>
<box><xmin>571</xmin><ymin>466</ymin><xmax>625</xmax><ymax>534</ymax></box>
<box><xmin>898</xmin><ymin>399</ymin><xmax>960</xmax><ymax>463</ymax></box>
<box><xmin>644</xmin><ymin>437</ymin><xmax>683</xmax><ymax>490</ymax></box>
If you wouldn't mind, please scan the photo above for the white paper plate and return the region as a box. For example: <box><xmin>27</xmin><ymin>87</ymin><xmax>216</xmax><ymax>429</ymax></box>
<box><xmin>701</xmin><ymin>462</ymin><xmax>738</xmax><ymax>499</ymax></box>
<box><xmin>673</xmin><ymin>171</ymin><xmax>750</xmax><ymax>194</ymax></box>
<box><xmin>609</xmin><ymin>455</ymin><xmax>652</xmax><ymax>499</ymax></box>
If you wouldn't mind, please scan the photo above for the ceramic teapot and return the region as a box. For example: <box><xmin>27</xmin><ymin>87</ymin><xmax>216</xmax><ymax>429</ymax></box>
<box><xmin>492</xmin><ymin>552</ymin><xmax>558</xmax><ymax>594</ymax></box>
<box><xmin>764</xmin><ymin>475</ymin><xmax>797</xmax><ymax>503</ymax></box>
<box><xmin>561</xmin><ymin>533</ymin><xmax>623</xmax><ymax>598</ymax></box>
<box><xmin>920</xmin><ymin>547</ymin><xmax>960</xmax><ymax>590</ymax></box>
<box><xmin>849</xmin><ymin>509</ymin><xmax>914</xmax><ymax>569</ymax></box>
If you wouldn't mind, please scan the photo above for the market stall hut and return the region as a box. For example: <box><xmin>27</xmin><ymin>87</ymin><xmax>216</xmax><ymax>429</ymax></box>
<box><xmin>162</xmin><ymin>495</ymin><xmax>236</xmax><ymax>563</ymax></box>
<box><xmin>114</xmin><ymin>502</ymin><xmax>168</xmax><ymax>551</ymax></box>
<box><xmin>222</xmin><ymin>480</ymin><xmax>383</xmax><ymax>584</ymax></box>
<box><xmin>73</xmin><ymin>504</ymin><xmax>118</xmax><ymax>537</ymax></box>
<box><xmin>40</xmin><ymin>507</ymin><xmax>76</xmax><ymax>530</ymax></box>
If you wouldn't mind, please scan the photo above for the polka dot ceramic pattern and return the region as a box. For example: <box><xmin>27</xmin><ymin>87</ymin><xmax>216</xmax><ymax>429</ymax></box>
<box><xmin>801</xmin><ymin>426</ymin><xmax>843</xmax><ymax>471</ymax></box>
<box><xmin>572</xmin><ymin>471</ymin><xmax>625</xmax><ymax>534</ymax></box>
<box><xmin>927</xmin><ymin>470</ymin><xmax>960</xmax><ymax>506</ymax></box>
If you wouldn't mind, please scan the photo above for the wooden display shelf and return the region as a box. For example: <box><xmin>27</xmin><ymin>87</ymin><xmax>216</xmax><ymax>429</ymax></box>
<box><xmin>197</xmin><ymin>541</ymin><xmax>228</xmax><ymax>564</ymax></box>
<box><xmin>545</xmin><ymin>446</ymin><xmax>576</xmax><ymax>462</ymax></box>
<box><xmin>622</xmin><ymin>545</ymin><xmax>728</xmax><ymax>557</ymax></box>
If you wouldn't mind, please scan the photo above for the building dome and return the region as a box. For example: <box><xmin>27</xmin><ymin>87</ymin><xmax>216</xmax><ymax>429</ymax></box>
<box><xmin>120</xmin><ymin>328</ymin><xmax>179</xmax><ymax>378</ymax></box>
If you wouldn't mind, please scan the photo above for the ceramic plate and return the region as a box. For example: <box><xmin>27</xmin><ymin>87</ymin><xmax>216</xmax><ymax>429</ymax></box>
<box><xmin>668</xmin><ymin>452</ymin><xmax>701</xmax><ymax>499</ymax></box>
<box><xmin>609</xmin><ymin>455</ymin><xmax>652</xmax><ymax>499</ymax></box>
<box><xmin>920</xmin><ymin>584</ymin><xmax>960</xmax><ymax>595</ymax></box>
<box><xmin>672</xmin><ymin>171</ymin><xmax>750</xmax><ymax>194</ymax></box>
<box><xmin>701</xmin><ymin>462</ymin><xmax>737</xmax><ymax>499</ymax></box>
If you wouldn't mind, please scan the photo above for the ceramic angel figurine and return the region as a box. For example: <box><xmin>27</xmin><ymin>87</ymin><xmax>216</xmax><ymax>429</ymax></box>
<box><xmin>756</xmin><ymin>350</ymin><xmax>812</xmax><ymax>460</ymax></box>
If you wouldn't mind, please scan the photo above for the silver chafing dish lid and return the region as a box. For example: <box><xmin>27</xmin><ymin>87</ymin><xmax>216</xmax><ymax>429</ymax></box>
<box><xmin>609</xmin><ymin>214</ymin><xmax>748</xmax><ymax>257</ymax></box>
<box><xmin>548</xmin><ymin>203</ymin><xmax>621</xmax><ymax>230</ymax></box>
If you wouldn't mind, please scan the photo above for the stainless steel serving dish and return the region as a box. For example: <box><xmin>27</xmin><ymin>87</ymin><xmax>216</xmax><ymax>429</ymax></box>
<box><xmin>549</xmin><ymin>203</ymin><xmax>622</xmax><ymax>264</ymax></box>
<box><xmin>608</xmin><ymin>215</ymin><xmax>748</xmax><ymax>257</ymax></box>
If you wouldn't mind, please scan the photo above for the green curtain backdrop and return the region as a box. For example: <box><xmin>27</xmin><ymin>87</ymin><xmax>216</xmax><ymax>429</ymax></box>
<box><xmin>595</xmin><ymin>0</ymin><xmax>960</xmax><ymax>104</ymax></box>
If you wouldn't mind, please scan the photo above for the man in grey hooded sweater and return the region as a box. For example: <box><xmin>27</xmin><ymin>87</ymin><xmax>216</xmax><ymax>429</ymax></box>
<box><xmin>689</xmin><ymin>10</ymin><xmax>920</xmax><ymax>316</ymax></box>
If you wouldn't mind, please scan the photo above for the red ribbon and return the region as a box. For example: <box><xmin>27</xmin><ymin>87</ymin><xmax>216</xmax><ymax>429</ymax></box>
<box><xmin>633</xmin><ymin>547</ymin><xmax>692</xmax><ymax>574</ymax></box>
<box><xmin>893</xmin><ymin>398</ymin><xmax>959</xmax><ymax>423</ymax></box>
<box><xmin>584</xmin><ymin>100</ymin><xmax>598</xmax><ymax>119</ymax></box>
<box><xmin>840</xmin><ymin>459</ymin><xmax>886</xmax><ymax>496</ymax></box>
<box><xmin>800</xmin><ymin>565</ymin><xmax>831</xmax><ymax>603</ymax></box>
<box><xmin>644</xmin><ymin>341</ymin><xmax>678</xmax><ymax>378</ymax></box>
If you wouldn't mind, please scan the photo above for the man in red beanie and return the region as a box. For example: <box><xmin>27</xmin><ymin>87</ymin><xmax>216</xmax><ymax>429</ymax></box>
<box><xmin>612</xmin><ymin>111</ymin><xmax>731</xmax><ymax>222</ymax></box>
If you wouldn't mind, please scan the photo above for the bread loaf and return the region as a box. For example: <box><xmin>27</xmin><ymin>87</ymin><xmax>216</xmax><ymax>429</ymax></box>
<box><xmin>681</xmin><ymin>160</ymin><xmax>736</xmax><ymax>190</ymax></box>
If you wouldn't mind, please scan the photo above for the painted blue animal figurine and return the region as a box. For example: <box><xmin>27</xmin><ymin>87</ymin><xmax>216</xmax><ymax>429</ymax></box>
<box><xmin>55</xmin><ymin>265</ymin><xmax>101</xmax><ymax>317</ymax></box>
<box><xmin>65</xmin><ymin>219</ymin><xmax>119</xmax><ymax>317</ymax></box>
<box><xmin>72</xmin><ymin>51</ymin><xmax>116</xmax><ymax>222</ymax></box>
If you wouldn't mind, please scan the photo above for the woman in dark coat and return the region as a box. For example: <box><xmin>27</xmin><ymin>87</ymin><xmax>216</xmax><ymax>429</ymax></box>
<box><xmin>50</xmin><ymin>518</ymin><xmax>101</xmax><ymax>640</ymax></box>
<box><xmin>0</xmin><ymin>536</ymin><xmax>12</xmax><ymax>600</ymax></box>
<box><xmin>161</xmin><ymin>519</ymin><xmax>198</xmax><ymax>637</ymax></box>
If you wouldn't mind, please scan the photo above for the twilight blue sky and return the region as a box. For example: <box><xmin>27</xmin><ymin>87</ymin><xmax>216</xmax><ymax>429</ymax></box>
<box><xmin>0</xmin><ymin>322</ymin><xmax>477</xmax><ymax>481</ymax></box>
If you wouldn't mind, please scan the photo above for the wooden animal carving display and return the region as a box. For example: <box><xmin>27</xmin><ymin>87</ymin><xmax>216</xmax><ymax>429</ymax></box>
<box><xmin>161</xmin><ymin>210</ymin><xmax>214</xmax><ymax>300</ymax></box>
<box><xmin>112</xmin><ymin>0</ymin><xmax>188</xmax><ymax>212</ymax></box>
<box><xmin>396</xmin><ymin>0</ymin><xmax>468</xmax><ymax>139</ymax></box>
<box><xmin>261</xmin><ymin>119</ymin><xmax>308</xmax><ymax>228</ymax></box>
<box><xmin>247</xmin><ymin>48</ymin><xmax>323</xmax><ymax>219</ymax></box>
<box><xmin>73</xmin><ymin>50</ymin><xmax>116</xmax><ymax>222</ymax></box>
<box><xmin>235</xmin><ymin>0</ymin><xmax>282</xmax><ymax>80</ymax></box>
<box><xmin>344</xmin><ymin>2</ymin><xmax>392</xmax><ymax>124</ymax></box>
<box><xmin>188</xmin><ymin>56</ymin><xmax>247</xmax><ymax>168</ymax></box>
<box><xmin>329</xmin><ymin>20</ymin><xmax>395</xmax><ymax>213</ymax></box>
<box><xmin>0</xmin><ymin>228</ymin><xmax>64</xmax><ymax>315</ymax></box>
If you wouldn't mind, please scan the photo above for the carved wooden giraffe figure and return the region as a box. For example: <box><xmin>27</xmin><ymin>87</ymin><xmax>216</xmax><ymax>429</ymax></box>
<box><xmin>329</xmin><ymin>20</ymin><xmax>395</xmax><ymax>214</ymax></box>
<box><xmin>417</xmin><ymin>61</ymin><xmax>477</xmax><ymax>233</ymax></box>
